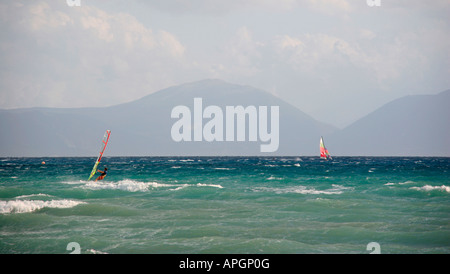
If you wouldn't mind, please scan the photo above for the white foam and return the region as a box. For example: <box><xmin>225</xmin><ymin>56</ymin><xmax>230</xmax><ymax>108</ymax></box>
<box><xmin>87</xmin><ymin>249</ymin><xmax>109</xmax><ymax>254</ymax></box>
<box><xmin>399</xmin><ymin>181</ymin><xmax>415</xmax><ymax>185</ymax></box>
<box><xmin>410</xmin><ymin>185</ymin><xmax>450</xmax><ymax>193</ymax></box>
<box><xmin>62</xmin><ymin>180</ymin><xmax>86</xmax><ymax>185</ymax></box>
<box><xmin>0</xmin><ymin>199</ymin><xmax>85</xmax><ymax>214</ymax></box>
<box><xmin>196</xmin><ymin>183</ymin><xmax>223</xmax><ymax>189</ymax></box>
<box><xmin>15</xmin><ymin>193</ymin><xmax>54</xmax><ymax>199</ymax></box>
<box><xmin>254</xmin><ymin>184</ymin><xmax>351</xmax><ymax>195</ymax></box>
<box><xmin>82</xmin><ymin>180</ymin><xmax>159</xmax><ymax>192</ymax></box>
<box><xmin>384</xmin><ymin>181</ymin><xmax>415</xmax><ymax>186</ymax></box>
<box><xmin>81</xmin><ymin>179</ymin><xmax>223</xmax><ymax>192</ymax></box>
<box><xmin>170</xmin><ymin>183</ymin><xmax>224</xmax><ymax>191</ymax></box>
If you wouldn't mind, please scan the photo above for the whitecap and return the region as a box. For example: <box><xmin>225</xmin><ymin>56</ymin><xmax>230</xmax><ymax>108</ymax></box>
<box><xmin>384</xmin><ymin>181</ymin><xmax>415</xmax><ymax>186</ymax></box>
<box><xmin>196</xmin><ymin>183</ymin><xmax>223</xmax><ymax>189</ymax></box>
<box><xmin>82</xmin><ymin>180</ymin><xmax>160</xmax><ymax>192</ymax></box>
<box><xmin>410</xmin><ymin>185</ymin><xmax>450</xmax><ymax>193</ymax></box>
<box><xmin>399</xmin><ymin>181</ymin><xmax>415</xmax><ymax>185</ymax></box>
<box><xmin>169</xmin><ymin>183</ymin><xmax>223</xmax><ymax>191</ymax></box>
<box><xmin>62</xmin><ymin>180</ymin><xmax>86</xmax><ymax>185</ymax></box>
<box><xmin>0</xmin><ymin>199</ymin><xmax>85</xmax><ymax>214</ymax></box>
<box><xmin>254</xmin><ymin>184</ymin><xmax>351</xmax><ymax>195</ymax></box>
<box><xmin>80</xmin><ymin>179</ymin><xmax>224</xmax><ymax>192</ymax></box>
<box><xmin>172</xmin><ymin>186</ymin><xmax>187</xmax><ymax>191</ymax></box>
<box><xmin>15</xmin><ymin>193</ymin><xmax>54</xmax><ymax>199</ymax></box>
<box><xmin>87</xmin><ymin>249</ymin><xmax>109</xmax><ymax>254</ymax></box>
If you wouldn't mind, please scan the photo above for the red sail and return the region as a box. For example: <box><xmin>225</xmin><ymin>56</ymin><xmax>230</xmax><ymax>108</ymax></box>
<box><xmin>320</xmin><ymin>137</ymin><xmax>331</xmax><ymax>159</ymax></box>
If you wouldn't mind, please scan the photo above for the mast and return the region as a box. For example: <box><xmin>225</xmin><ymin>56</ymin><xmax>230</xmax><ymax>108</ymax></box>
<box><xmin>88</xmin><ymin>130</ymin><xmax>111</xmax><ymax>180</ymax></box>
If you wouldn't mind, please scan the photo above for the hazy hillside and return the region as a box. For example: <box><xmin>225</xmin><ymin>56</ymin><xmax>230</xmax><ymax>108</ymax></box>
<box><xmin>0</xmin><ymin>79</ymin><xmax>335</xmax><ymax>156</ymax></box>
<box><xmin>2</xmin><ymin>80</ymin><xmax>448</xmax><ymax>157</ymax></box>
<box><xmin>327</xmin><ymin>90</ymin><xmax>450</xmax><ymax>156</ymax></box>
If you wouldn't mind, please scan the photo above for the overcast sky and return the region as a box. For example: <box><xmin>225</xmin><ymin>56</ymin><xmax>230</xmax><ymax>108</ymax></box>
<box><xmin>0</xmin><ymin>0</ymin><xmax>449</xmax><ymax>127</ymax></box>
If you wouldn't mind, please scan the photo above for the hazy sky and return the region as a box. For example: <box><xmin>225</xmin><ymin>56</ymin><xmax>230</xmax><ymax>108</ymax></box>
<box><xmin>0</xmin><ymin>0</ymin><xmax>449</xmax><ymax>127</ymax></box>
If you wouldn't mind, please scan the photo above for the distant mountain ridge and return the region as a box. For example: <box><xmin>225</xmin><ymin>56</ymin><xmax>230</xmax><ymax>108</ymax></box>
<box><xmin>328</xmin><ymin>89</ymin><xmax>450</xmax><ymax>156</ymax></box>
<box><xmin>0</xmin><ymin>80</ymin><xmax>448</xmax><ymax>157</ymax></box>
<box><xmin>0</xmin><ymin>79</ymin><xmax>335</xmax><ymax>156</ymax></box>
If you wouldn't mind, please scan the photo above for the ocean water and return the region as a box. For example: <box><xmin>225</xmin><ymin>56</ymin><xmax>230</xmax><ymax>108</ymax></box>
<box><xmin>0</xmin><ymin>156</ymin><xmax>449</xmax><ymax>254</ymax></box>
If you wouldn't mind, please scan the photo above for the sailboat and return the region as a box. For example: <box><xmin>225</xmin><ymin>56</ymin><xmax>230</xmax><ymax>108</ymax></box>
<box><xmin>320</xmin><ymin>136</ymin><xmax>332</xmax><ymax>160</ymax></box>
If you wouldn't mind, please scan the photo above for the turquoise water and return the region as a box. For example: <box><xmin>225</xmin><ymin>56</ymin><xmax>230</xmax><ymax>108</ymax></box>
<box><xmin>0</xmin><ymin>157</ymin><xmax>449</xmax><ymax>254</ymax></box>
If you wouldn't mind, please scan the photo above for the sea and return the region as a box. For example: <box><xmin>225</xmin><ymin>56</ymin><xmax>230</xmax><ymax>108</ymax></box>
<box><xmin>0</xmin><ymin>156</ymin><xmax>449</xmax><ymax>254</ymax></box>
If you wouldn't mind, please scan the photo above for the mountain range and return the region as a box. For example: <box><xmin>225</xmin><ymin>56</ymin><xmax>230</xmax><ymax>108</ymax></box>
<box><xmin>0</xmin><ymin>79</ymin><xmax>449</xmax><ymax>157</ymax></box>
<box><xmin>328</xmin><ymin>89</ymin><xmax>450</xmax><ymax>156</ymax></box>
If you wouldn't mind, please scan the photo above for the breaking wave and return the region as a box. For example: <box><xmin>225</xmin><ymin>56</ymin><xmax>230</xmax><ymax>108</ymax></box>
<box><xmin>0</xmin><ymin>199</ymin><xmax>85</xmax><ymax>214</ymax></box>
<box><xmin>15</xmin><ymin>193</ymin><xmax>54</xmax><ymax>199</ymax></box>
<box><xmin>253</xmin><ymin>184</ymin><xmax>352</xmax><ymax>195</ymax></box>
<box><xmin>410</xmin><ymin>185</ymin><xmax>450</xmax><ymax>193</ymax></box>
<box><xmin>81</xmin><ymin>179</ymin><xmax>223</xmax><ymax>192</ymax></box>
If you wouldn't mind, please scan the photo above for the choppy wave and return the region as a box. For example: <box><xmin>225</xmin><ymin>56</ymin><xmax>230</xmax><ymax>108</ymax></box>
<box><xmin>87</xmin><ymin>249</ymin><xmax>109</xmax><ymax>254</ymax></box>
<box><xmin>62</xmin><ymin>180</ymin><xmax>86</xmax><ymax>185</ymax></box>
<box><xmin>253</xmin><ymin>184</ymin><xmax>351</xmax><ymax>195</ymax></box>
<box><xmin>1</xmin><ymin>156</ymin><xmax>448</xmax><ymax>254</ymax></box>
<box><xmin>384</xmin><ymin>181</ymin><xmax>450</xmax><ymax>193</ymax></box>
<box><xmin>82</xmin><ymin>180</ymin><xmax>161</xmax><ymax>192</ymax></box>
<box><xmin>15</xmin><ymin>193</ymin><xmax>54</xmax><ymax>199</ymax></box>
<box><xmin>196</xmin><ymin>183</ymin><xmax>223</xmax><ymax>189</ymax></box>
<box><xmin>384</xmin><ymin>181</ymin><xmax>416</xmax><ymax>186</ymax></box>
<box><xmin>80</xmin><ymin>179</ymin><xmax>223</xmax><ymax>192</ymax></box>
<box><xmin>410</xmin><ymin>185</ymin><xmax>450</xmax><ymax>193</ymax></box>
<box><xmin>267</xmin><ymin>176</ymin><xmax>283</xmax><ymax>180</ymax></box>
<box><xmin>0</xmin><ymin>199</ymin><xmax>85</xmax><ymax>214</ymax></box>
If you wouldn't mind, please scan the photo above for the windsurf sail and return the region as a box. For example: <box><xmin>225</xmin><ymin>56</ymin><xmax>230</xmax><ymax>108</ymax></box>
<box><xmin>320</xmin><ymin>136</ymin><xmax>332</xmax><ymax>160</ymax></box>
<box><xmin>88</xmin><ymin>130</ymin><xmax>111</xmax><ymax>180</ymax></box>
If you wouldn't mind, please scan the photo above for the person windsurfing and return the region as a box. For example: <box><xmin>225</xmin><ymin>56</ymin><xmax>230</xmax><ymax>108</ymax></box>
<box><xmin>95</xmin><ymin>167</ymin><xmax>107</xmax><ymax>181</ymax></box>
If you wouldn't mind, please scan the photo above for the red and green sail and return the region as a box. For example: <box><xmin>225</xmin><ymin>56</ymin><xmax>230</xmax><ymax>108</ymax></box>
<box><xmin>88</xmin><ymin>130</ymin><xmax>111</xmax><ymax>180</ymax></box>
<box><xmin>320</xmin><ymin>136</ymin><xmax>332</xmax><ymax>160</ymax></box>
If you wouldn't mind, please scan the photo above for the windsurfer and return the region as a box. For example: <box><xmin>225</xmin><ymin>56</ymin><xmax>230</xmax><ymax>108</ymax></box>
<box><xmin>95</xmin><ymin>167</ymin><xmax>107</xmax><ymax>181</ymax></box>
